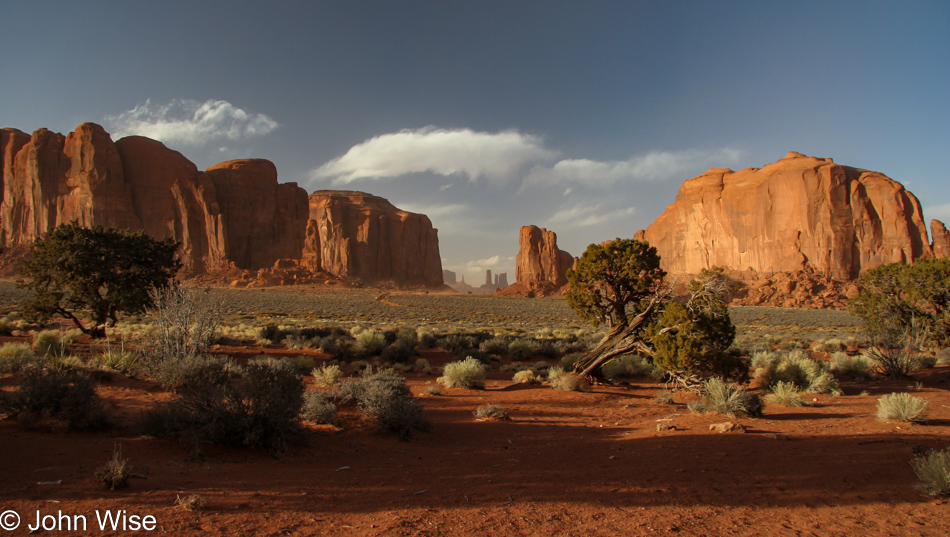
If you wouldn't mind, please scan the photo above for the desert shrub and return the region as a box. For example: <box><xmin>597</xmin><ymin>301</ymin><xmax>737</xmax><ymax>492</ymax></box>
<box><xmin>356</xmin><ymin>331</ymin><xmax>387</xmax><ymax>356</ymax></box>
<box><xmin>474</xmin><ymin>403</ymin><xmax>510</xmax><ymax>420</ymax></box>
<box><xmin>601</xmin><ymin>355</ymin><xmax>654</xmax><ymax>380</ymax></box>
<box><xmin>560</xmin><ymin>352</ymin><xmax>584</xmax><ymax>371</ymax></box>
<box><xmin>653</xmin><ymin>391</ymin><xmax>675</xmax><ymax>405</ymax></box>
<box><xmin>380</xmin><ymin>329</ymin><xmax>398</xmax><ymax>345</ymax></box>
<box><xmin>547</xmin><ymin>365</ymin><xmax>565</xmax><ymax>382</ymax></box>
<box><xmin>534</xmin><ymin>340</ymin><xmax>560</xmax><ymax>360</ymax></box>
<box><xmin>414</xmin><ymin>358</ymin><xmax>432</xmax><ymax>374</ymax></box>
<box><xmin>814</xmin><ymin>338</ymin><xmax>847</xmax><ymax>353</ymax></box>
<box><xmin>422</xmin><ymin>384</ymin><xmax>442</xmax><ymax>396</ymax></box>
<box><xmin>95</xmin><ymin>447</ymin><xmax>131</xmax><ymax>490</ymax></box>
<box><xmin>917</xmin><ymin>354</ymin><xmax>938</xmax><ymax>369</ymax></box>
<box><xmin>764</xmin><ymin>381</ymin><xmax>806</xmax><ymax>407</ymax></box>
<box><xmin>175</xmin><ymin>494</ymin><xmax>206</xmax><ymax>511</ymax></box>
<box><xmin>352</xmin><ymin>369</ymin><xmax>429</xmax><ymax>439</ymax></box>
<box><xmin>911</xmin><ymin>448</ymin><xmax>950</xmax><ymax>496</ymax></box>
<box><xmin>33</xmin><ymin>329</ymin><xmax>67</xmax><ymax>358</ymax></box>
<box><xmin>457</xmin><ymin>349</ymin><xmax>493</xmax><ymax>366</ymax></box>
<box><xmin>150</xmin><ymin>284</ymin><xmax>222</xmax><ymax>359</ymax></box>
<box><xmin>301</xmin><ymin>391</ymin><xmax>338</xmax><ymax>425</ymax></box>
<box><xmin>876</xmin><ymin>392</ymin><xmax>928</xmax><ymax>423</ymax></box>
<box><xmin>284</xmin><ymin>333</ymin><xmax>317</xmax><ymax>350</ymax></box>
<box><xmin>752</xmin><ymin>349</ymin><xmax>840</xmax><ymax>395</ymax></box>
<box><xmin>442</xmin><ymin>334</ymin><xmax>477</xmax><ymax>353</ymax></box>
<box><xmin>94</xmin><ymin>346</ymin><xmax>139</xmax><ymax>375</ymax></box>
<box><xmin>396</xmin><ymin>328</ymin><xmax>419</xmax><ymax>350</ymax></box>
<box><xmin>4</xmin><ymin>367</ymin><xmax>109</xmax><ymax>430</ymax></box>
<box><xmin>147</xmin><ymin>353</ymin><xmax>239</xmax><ymax>392</ymax></box>
<box><xmin>312</xmin><ymin>363</ymin><xmax>343</xmax><ymax>387</ymax></box>
<box><xmin>508</xmin><ymin>339</ymin><xmax>534</xmax><ymax>361</ymax></box>
<box><xmin>479</xmin><ymin>337</ymin><xmax>510</xmax><ymax>356</ymax></box>
<box><xmin>318</xmin><ymin>334</ymin><xmax>356</xmax><ymax>361</ymax></box>
<box><xmin>139</xmin><ymin>357</ymin><xmax>305</xmax><ymax>453</ymax></box>
<box><xmin>512</xmin><ymin>369</ymin><xmax>540</xmax><ymax>384</ymax></box>
<box><xmin>550</xmin><ymin>372</ymin><xmax>591</xmax><ymax>392</ymax></box>
<box><xmin>0</xmin><ymin>342</ymin><xmax>36</xmax><ymax>373</ymax></box>
<box><xmin>830</xmin><ymin>352</ymin><xmax>874</xmax><ymax>380</ymax></box>
<box><xmin>438</xmin><ymin>357</ymin><xmax>486</xmax><ymax>389</ymax></box>
<box><xmin>689</xmin><ymin>377</ymin><xmax>763</xmax><ymax>418</ymax></box>
<box><xmin>380</xmin><ymin>342</ymin><xmax>413</xmax><ymax>364</ymax></box>
<box><xmin>864</xmin><ymin>347</ymin><xmax>924</xmax><ymax>379</ymax></box>
<box><xmin>289</xmin><ymin>355</ymin><xmax>316</xmax><ymax>372</ymax></box>
<box><xmin>417</xmin><ymin>330</ymin><xmax>437</xmax><ymax>349</ymax></box>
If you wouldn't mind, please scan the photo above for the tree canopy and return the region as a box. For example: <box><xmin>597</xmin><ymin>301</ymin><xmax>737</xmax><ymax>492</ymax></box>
<box><xmin>19</xmin><ymin>222</ymin><xmax>182</xmax><ymax>338</ymax></box>
<box><xmin>849</xmin><ymin>258</ymin><xmax>950</xmax><ymax>350</ymax></box>
<box><xmin>565</xmin><ymin>238</ymin><xmax>736</xmax><ymax>383</ymax></box>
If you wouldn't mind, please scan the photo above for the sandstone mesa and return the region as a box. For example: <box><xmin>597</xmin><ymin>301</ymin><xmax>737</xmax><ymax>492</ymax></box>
<box><xmin>0</xmin><ymin>123</ymin><xmax>444</xmax><ymax>288</ymax></box>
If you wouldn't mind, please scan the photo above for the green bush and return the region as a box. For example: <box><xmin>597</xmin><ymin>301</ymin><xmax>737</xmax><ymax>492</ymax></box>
<box><xmin>689</xmin><ymin>377</ymin><xmax>762</xmax><ymax>418</ymax></box>
<box><xmin>0</xmin><ymin>342</ymin><xmax>36</xmax><ymax>373</ymax></box>
<box><xmin>139</xmin><ymin>357</ymin><xmax>305</xmax><ymax>453</ymax></box>
<box><xmin>33</xmin><ymin>329</ymin><xmax>67</xmax><ymax>358</ymax></box>
<box><xmin>601</xmin><ymin>355</ymin><xmax>654</xmax><ymax>380</ymax></box>
<box><xmin>356</xmin><ymin>331</ymin><xmax>387</xmax><ymax>355</ymax></box>
<box><xmin>3</xmin><ymin>367</ymin><xmax>109</xmax><ymax>430</ymax></box>
<box><xmin>507</xmin><ymin>339</ymin><xmax>534</xmax><ymax>361</ymax></box>
<box><xmin>95</xmin><ymin>347</ymin><xmax>139</xmax><ymax>375</ymax></box>
<box><xmin>301</xmin><ymin>391</ymin><xmax>338</xmax><ymax>425</ymax></box>
<box><xmin>829</xmin><ymin>352</ymin><xmax>874</xmax><ymax>380</ymax></box>
<box><xmin>764</xmin><ymin>381</ymin><xmax>805</xmax><ymax>407</ymax></box>
<box><xmin>312</xmin><ymin>363</ymin><xmax>343</xmax><ymax>387</ymax></box>
<box><xmin>911</xmin><ymin>448</ymin><xmax>950</xmax><ymax>496</ymax></box>
<box><xmin>876</xmin><ymin>392</ymin><xmax>928</xmax><ymax>423</ymax></box>
<box><xmin>438</xmin><ymin>357</ymin><xmax>487</xmax><ymax>389</ymax></box>
<box><xmin>479</xmin><ymin>337</ymin><xmax>510</xmax><ymax>355</ymax></box>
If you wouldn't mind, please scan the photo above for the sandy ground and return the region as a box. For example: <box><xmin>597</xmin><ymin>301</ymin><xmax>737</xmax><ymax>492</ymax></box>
<box><xmin>2</xmin><ymin>345</ymin><xmax>950</xmax><ymax>536</ymax></box>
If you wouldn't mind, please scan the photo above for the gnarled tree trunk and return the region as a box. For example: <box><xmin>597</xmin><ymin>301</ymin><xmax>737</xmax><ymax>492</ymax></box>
<box><xmin>571</xmin><ymin>297</ymin><xmax>660</xmax><ymax>381</ymax></box>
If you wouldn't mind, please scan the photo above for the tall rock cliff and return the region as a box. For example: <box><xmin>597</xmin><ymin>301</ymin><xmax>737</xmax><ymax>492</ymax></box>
<box><xmin>636</xmin><ymin>152</ymin><xmax>932</xmax><ymax>279</ymax></box>
<box><xmin>932</xmin><ymin>219</ymin><xmax>950</xmax><ymax>259</ymax></box>
<box><xmin>0</xmin><ymin>124</ymin><xmax>440</xmax><ymax>289</ymax></box>
<box><xmin>498</xmin><ymin>225</ymin><xmax>575</xmax><ymax>296</ymax></box>
<box><xmin>303</xmin><ymin>191</ymin><xmax>443</xmax><ymax>287</ymax></box>
<box><xmin>634</xmin><ymin>152</ymin><xmax>936</xmax><ymax>308</ymax></box>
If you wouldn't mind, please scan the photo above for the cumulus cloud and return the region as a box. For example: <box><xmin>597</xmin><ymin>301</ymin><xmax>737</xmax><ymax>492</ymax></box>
<box><xmin>546</xmin><ymin>204</ymin><xmax>637</xmax><ymax>229</ymax></box>
<box><xmin>311</xmin><ymin>127</ymin><xmax>558</xmax><ymax>186</ymax></box>
<box><xmin>106</xmin><ymin>99</ymin><xmax>278</xmax><ymax>145</ymax></box>
<box><xmin>524</xmin><ymin>148</ymin><xmax>741</xmax><ymax>189</ymax></box>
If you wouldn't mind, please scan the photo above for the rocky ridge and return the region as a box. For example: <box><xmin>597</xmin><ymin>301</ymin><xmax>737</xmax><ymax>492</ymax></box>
<box><xmin>0</xmin><ymin>123</ymin><xmax>443</xmax><ymax>288</ymax></box>
<box><xmin>498</xmin><ymin>225</ymin><xmax>576</xmax><ymax>297</ymax></box>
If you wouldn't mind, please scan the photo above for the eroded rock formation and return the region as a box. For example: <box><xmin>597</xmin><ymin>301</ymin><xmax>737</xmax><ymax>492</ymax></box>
<box><xmin>635</xmin><ymin>152</ymin><xmax>937</xmax><ymax>307</ymax></box>
<box><xmin>932</xmin><ymin>219</ymin><xmax>950</xmax><ymax>259</ymax></box>
<box><xmin>303</xmin><ymin>191</ymin><xmax>443</xmax><ymax>287</ymax></box>
<box><xmin>499</xmin><ymin>225</ymin><xmax>575</xmax><ymax>296</ymax></box>
<box><xmin>1</xmin><ymin>123</ymin><xmax>443</xmax><ymax>288</ymax></box>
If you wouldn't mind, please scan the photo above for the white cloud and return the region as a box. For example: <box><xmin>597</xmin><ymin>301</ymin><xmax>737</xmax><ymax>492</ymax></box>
<box><xmin>106</xmin><ymin>99</ymin><xmax>278</xmax><ymax>145</ymax></box>
<box><xmin>925</xmin><ymin>203</ymin><xmax>950</xmax><ymax>224</ymax></box>
<box><xmin>311</xmin><ymin>127</ymin><xmax>558</xmax><ymax>186</ymax></box>
<box><xmin>524</xmin><ymin>148</ymin><xmax>741</xmax><ymax>189</ymax></box>
<box><xmin>546</xmin><ymin>204</ymin><xmax>637</xmax><ymax>229</ymax></box>
<box><xmin>443</xmin><ymin>255</ymin><xmax>516</xmax><ymax>280</ymax></box>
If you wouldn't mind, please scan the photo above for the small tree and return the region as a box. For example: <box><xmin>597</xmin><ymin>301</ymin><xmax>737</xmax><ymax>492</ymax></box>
<box><xmin>849</xmin><ymin>258</ymin><xmax>950</xmax><ymax>350</ymax></box>
<box><xmin>566</xmin><ymin>238</ymin><xmax>736</xmax><ymax>383</ymax></box>
<box><xmin>19</xmin><ymin>222</ymin><xmax>181</xmax><ymax>338</ymax></box>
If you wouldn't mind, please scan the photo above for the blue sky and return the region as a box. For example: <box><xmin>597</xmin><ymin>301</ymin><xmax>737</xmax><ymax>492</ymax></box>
<box><xmin>2</xmin><ymin>1</ymin><xmax>948</xmax><ymax>283</ymax></box>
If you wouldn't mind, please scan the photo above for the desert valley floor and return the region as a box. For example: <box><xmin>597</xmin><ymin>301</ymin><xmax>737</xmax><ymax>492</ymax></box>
<box><xmin>1</xmin><ymin>284</ymin><xmax>949</xmax><ymax>536</ymax></box>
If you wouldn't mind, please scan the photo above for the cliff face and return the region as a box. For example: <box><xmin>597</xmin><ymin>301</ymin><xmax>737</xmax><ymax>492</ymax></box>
<box><xmin>932</xmin><ymin>219</ymin><xmax>950</xmax><ymax>260</ymax></box>
<box><xmin>0</xmin><ymin>123</ymin><xmax>310</xmax><ymax>276</ymax></box>
<box><xmin>2</xmin><ymin>124</ymin><xmax>448</xmax><ymax>288</ymax></box>
<box><xmin>498</xmin><ymin>225</ymin><xmax>574</xmax><ymax>296</ymax></box>
<box><xmin>304</xmin><ymin>191</ymin><xmax>443</xmax><ymax>287</ymax></box>
<box><xmin>636</xmin><ymin>152</ymin><xmax>933</xmax><ymax>281</ymax></box>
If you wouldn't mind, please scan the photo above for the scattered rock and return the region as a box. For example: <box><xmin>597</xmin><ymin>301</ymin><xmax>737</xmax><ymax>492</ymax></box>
<box><xmin>764</xmin><ymin>433</ymin><xmax>789</xmax><ymax>440</ymax></box>
<box><xmin>656</xmin><ymin>423</ymin><xmax>677</xmax><ymax>432</ymax></box>
<box><xmin>709</xmin><ymin>422</ymin><xmax>746</xmax><ymax>433</ymax></box>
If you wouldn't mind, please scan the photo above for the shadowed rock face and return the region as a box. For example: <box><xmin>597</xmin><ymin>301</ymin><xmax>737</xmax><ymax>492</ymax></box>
<box><xmin>304</xmin><ymin>191</ymin><xmax>443</xmax><ymax>287</ymax></box>
<box><xmin>635</xmin><ymin>152</ymin><xmax>933</xmax><ymax>281</ymax></box>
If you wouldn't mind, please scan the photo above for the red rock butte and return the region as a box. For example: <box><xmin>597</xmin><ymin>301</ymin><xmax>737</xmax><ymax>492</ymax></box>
<box><xmin>635</xmin><ymin>152</ymin><xmax>949</xmax><ymax>307</ymax></box>
<box><xmin>498</xmin><ymin>225</ymin><xmax>576</xmax><ymax>297</ymax></box>
<box><xmin>0</xmin><ymin>123</ymin><xmax>444</xmax><ymax>288</ymax></box>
